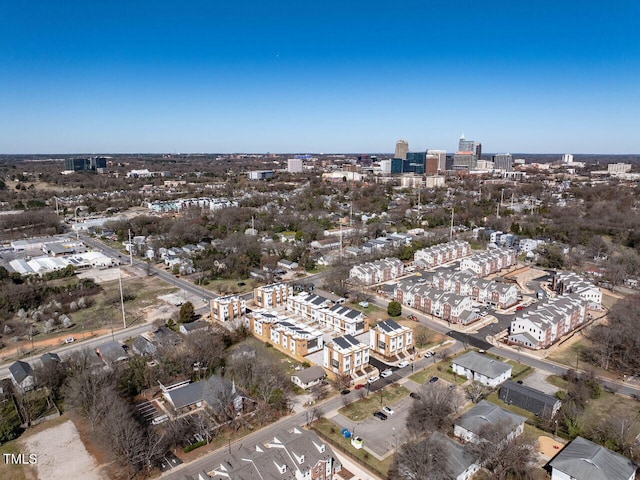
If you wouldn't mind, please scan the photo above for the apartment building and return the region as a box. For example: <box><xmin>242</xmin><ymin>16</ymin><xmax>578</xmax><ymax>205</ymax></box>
<box><xmin>323</xmin><ymin>334</ymin><xmax>370</xmax><ymax>377</ymax></box>
<box><xmin>316</xmin><ymin>304</ymin><xmax>368</xmax><ymax>336</ymax></box>
<box><xmin>249</xmin><ymin>310</ymin><xmax>324</xmax><ymax>357</ymax></box>
<box><xmin>370</xmin><ymin>319</ymin><xmax>413</xmax><ymax>359</ymax></box>
<box><xmin>210</xmin><ymin>294</ymin><xmax>246</xmax><ymax>323</ymax></box>
<box><xmin>508</xmin><ymin>294</ymin><xmax>587</xmax><ymax>349</ymax></box>
<box><xmin>349</xmin><ymin>257</ymin><xmax>404</xmax><ymax>285</ymax></box>
<box><xmin>395</xmin><ymin>281</ymin><xmax>476</xmax><ymax>325</ymax></box>
<box><xmin>432</xmin><ymin>270</ymin><xmax>518</xmax><ymax>308</ymax></box>
<box><xmin>459</xmin><ymin>248</ymin><xmax>516</xmax><ymax>277</ymax></box>
<box><xmin>286</xmin><ymin>292</ymin><xmax>333</xmax><ymax>322</ymax></box>
<box><xmin>551</xmin><ymin>271</ymin><xmax>602</xmax><ymax>307</ymax></box>
<box><xmin>413</xmin><ymin>240</ymin><xmax>471</xmax><ymax>269</ymax></box>
<box><xmin>253</xmin><ymin>282</ymin><xmax>293</xmax><ymax>309</ymax></box>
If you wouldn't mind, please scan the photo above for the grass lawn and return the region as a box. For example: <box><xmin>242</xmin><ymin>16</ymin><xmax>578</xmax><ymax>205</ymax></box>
<box><xmin>508</xmin><ymin>361</ymin><xmax>533</xmax><ymax>381</ymax></box>
<box><xmin>546</xmin><ymin>375</ymin><xmax>569</xmax><ymax>390</ymax></box>
<box><xmin>339</xmin><ymin>383</ymin><xmax>410</xmax><ymax>421</ymax></box>
<box><xmin>312</xmin><ymin>418</ymin><xmax>392</xmax><ymax>477</ymax></box>
<box><xmin>409</xmin><ymin>362</ymin><xmax>467</xmax><ymax>385</ymax></box>
<box><xmin>348</xmin><ymin>302</ymin><xmax>383</xmax><ymax>316</ymax></box>
<box><xmin>0</xmin><ymin>439</ymin><xmax>36</xmax><ymax>480</ymax></box>
<box><xmin>202</xmin><ymin>278</ymin><xmax>255</xmax><ymax>295</ymax></box>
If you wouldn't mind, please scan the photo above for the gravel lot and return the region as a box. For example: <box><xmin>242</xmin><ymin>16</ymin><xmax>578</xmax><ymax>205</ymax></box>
<box><xmin>22</xmin><ymin>420</ymin><xmax>105</xmax><ymax>480</ymax></box>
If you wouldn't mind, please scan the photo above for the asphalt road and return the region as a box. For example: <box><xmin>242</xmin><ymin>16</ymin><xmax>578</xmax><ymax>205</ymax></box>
<box><xmin>0</xmin><ymin>322</ymin><xmax>153</xmax><ymax>379</ymax></box>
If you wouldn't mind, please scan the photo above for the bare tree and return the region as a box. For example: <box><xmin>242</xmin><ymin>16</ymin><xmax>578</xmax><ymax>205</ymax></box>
<box><xmin>64</xmin><ymin>368</ymin><xmax>117</xmax><ymax>432</ymax></box>
<box><xmin>465</xmin><ymin>381</ymin><xmax>490</xmax><ymax>404</ymax></box>
<box><xmin>407</xmin><ymin>383</ymin><xmax>461</xmax><ymax>435</ymax></box>
<box><xmin>389</xmin><ymin>434</ymin><xmax>450</xmax><ymax>480</ymax></box>
<box><xmin>466</xmin><ymin>423</ymin><xmax>538</xmax><ymax>480</ymax></box>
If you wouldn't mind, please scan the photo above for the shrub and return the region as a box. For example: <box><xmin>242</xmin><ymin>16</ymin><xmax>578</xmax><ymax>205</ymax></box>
<box><xmin>184</xmin><ymin>440</ymin><xmax>207</xmax><ymax>453</ymax></box>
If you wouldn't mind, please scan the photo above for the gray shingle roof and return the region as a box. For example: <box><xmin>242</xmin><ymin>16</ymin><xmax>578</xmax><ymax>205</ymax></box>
<box><xmin>499</xmin><ymin>380</ymin><xmax>560</xmax><ymax>416</ymax></box>
<box><xmin>455</xmin><ymin>400</ymin><xmax>526</xmax><ymax>438</ymax></box>
<box><xmin>549</xmin><ymin>436</ymin><xmax>637</xmax><ymax>480</ymax></box>
<box><xmin>9</xmin><ymin>360</ymin><xmax>34</xmax><ymax>384</ymax></box>
<box><xmin>453</xmin><ymin>351</ymin><xmax>512</xmax><ymax>379</ymax></box>
<box><xmin>431</xmin><ymin>432</ymin><xmax>478</xmax><ymax>478</ymax></box>
<box><xmin>165</xmin><ymin>375</ymin><xmax>236</xmax><ymax>410</ymax></box>
<box><xmin>292</xmin><ymin>366</ymin><xmax>325</xmax><ymax>385</ymax></box>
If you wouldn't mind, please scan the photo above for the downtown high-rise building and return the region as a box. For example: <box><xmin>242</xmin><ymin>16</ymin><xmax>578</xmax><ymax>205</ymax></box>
<box><xmin>493</xmin><ymin>153</ymin><xmax>513</xmax><ymax>172</ymax></box>
<box><xmin>394</xmin><ymin>139</ymin><xmax>409</xmax><ymax>160</ymax></box>
<box><xmin>426</xmin><ymin>150</ymin><xmax>446</xmax><ymax>173</ymax></box>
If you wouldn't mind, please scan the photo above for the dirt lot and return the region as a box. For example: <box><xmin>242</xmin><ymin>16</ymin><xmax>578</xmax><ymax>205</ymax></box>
<box><xmin>21</xmin><ymin>420</ymin><xmax>106</xmax><ymax>480</ymax></box>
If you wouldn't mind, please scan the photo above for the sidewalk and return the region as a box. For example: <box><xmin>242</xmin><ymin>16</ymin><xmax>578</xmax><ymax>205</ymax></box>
<box><xmin>334</xmin><ymin>450</ymin><xmax>384</xmax><ymax>480</ymax></box>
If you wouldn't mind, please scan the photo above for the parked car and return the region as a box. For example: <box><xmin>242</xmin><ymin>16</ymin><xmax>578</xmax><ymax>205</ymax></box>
<box><xmin>64</xmin><ymin>337</ymin><xmax>75</xmax><ymax>344</ymax></box>
<box><xmin>382</xmin><ymin>406</ymin><xmax>395</xmax><ymax>415</ymax></box>
<box><xmin>367</xmin><ymin>376</ymin><xmax>380</xmax><ymax>384</ymax></box>
<box><xmin>407</xmin><ymin>314</ymin><xmax>418</xmax><ymax>322</ymax></box>
<box><xmin>341</xmin><ymin>389</ymin><xmax>351</xmax><ymax>395</ymax></box>
<box><xmin>429</xmin><ymin>376</ymin><xmax>439</xmax><ymax>383</ymax></box>
<box><xmin>354</xmin><ymin>384</ymin><xmax>365</xmax><ymax>390</ymax></box>
<box><xmin>516</xmin><ymin>305</ymin><xmax>524</xmax><ymax>311</ymax></box>
<box><xmin>409</xmin><ymin>392</ymin><xmax>421</xmax><ymax>400</ymax></box>
<box><xmin>424</xmin><ymin>351</ymin><xmax>433</xmax><ymax>358</ymax></box>
<box><xmin>398</xmin><ymin>361</ymin><xmax>410</xmax><ymax>368</ymax></box>
<box><xmin>373</xmin><ymin>411</ymin><xmax>388</xmax><ymax>421</ymax></box>
<box><xmin>381</xmin><ymin>369</ymin><xmax>393</xmax><ymax>378</ymax></box>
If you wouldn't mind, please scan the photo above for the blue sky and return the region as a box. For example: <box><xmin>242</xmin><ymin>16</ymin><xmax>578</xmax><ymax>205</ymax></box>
<box><xmin>1</xmin><ymin>1</ymin><xmax>639</xmax><ymax>154</ymax></box>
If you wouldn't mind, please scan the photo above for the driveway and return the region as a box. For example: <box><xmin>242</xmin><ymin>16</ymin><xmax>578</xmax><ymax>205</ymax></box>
<box><xmin>521</xmin><ymin>368</ymin><xmax>560</xmax><ymax>396</ymax></box>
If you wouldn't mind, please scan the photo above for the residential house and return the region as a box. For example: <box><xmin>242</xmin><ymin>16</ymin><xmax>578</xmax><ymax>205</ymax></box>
<box><xmin>349</xmin><ymin>258</ymin><xmax>404</xmax><ymax>286</ymax></box>
<box><xmin>208</xmin><ymin>428</ymin><xmax>342</xmax><ymax>480</ymax></box>
<box><xmin>39</xmin><ymin>352</ymin><xmax>61</xmax><ymax>367</ymax></box>
<box><xmin>499</xmin><ymin>380</ymin><xmax>561</xmax><ymax>417</ymax></box>
<box><xmin>180</xmin><ymin>320</ymin><xmax>210</xmax><ymax>335</ymax></box>
<box><xmin>131</xmin><ymin>335</ymin><xmax>158</xmax><ymax>357</ymax></box>
<box><xmin>95</xmin><ymin>341</ymin><xmax>129</xmax><ymax>366</ymax></box>
<box><xmin>8</xmin><ymin>360</ymin><xmax>36</xmax><ymax>392</ymax></box>
<box><xmin>323</xmin><ymin>334</ymin><xmax>370</xmax><ymax>377</ymax></box>
<box><xmin>161</xmin><ymin>375</ymin><xmax>249</xmax><ymax>418</ymax></box>
<box><xmin>291</xmin><ymin>366</ymin><xmax>326</xmax><ymax>390</ymax></box>
<box><xmin>548</xmin><ymin>436</ymin><xmax>636</xmax><ymax>480</ymax></box>
<box><xmin>454</xmin><ymin>400</ymin><xmax>526</xmax><ymax>443</ymax></box>
<box><xmin>451</xmin><ymin>352</ymin><xmax>512</xmax><ymax>387</ymax></box>
<box><xmin>230</xmin><ymin>344</ymin><xmax>256</xmax><ymax>361</ymax></box>
<box><xmin>370</xmin><ymin>319</ymin><xmax>412</xmax><ymax>360</ymax></box>
<box><xmin>277</xmin><ymin>259</ymin><xmax>298</xmax><ymax>270</ymax></box>
<box><xmin>253</xmin><ymin>283</ymin><xmax>292</xmax><ymax>309</ymax></box>
<box><xmin>509</xmin><ymin>294</ymin><xmax>587</xmax><ymax>349</ymax></box>
<box><xmin>211</xmin><ymin>295</ymin><xmax>247</xmax><ymax>323</ymax></box>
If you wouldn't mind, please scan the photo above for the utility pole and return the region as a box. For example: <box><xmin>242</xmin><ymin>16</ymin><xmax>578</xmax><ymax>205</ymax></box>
<box><xmin>119</xmin><ymin>268</ymin><xmax>127</xmax><ymax>329</ymax></box>
<box><xmin>128</xmin><ymin>229</ymin><xmax>133</xmax><ymax>266</ymax></box>
<box><xmin>449</xmin><ymin>208</ymin><xmax>454</xmax><ymax>240</ymax></box>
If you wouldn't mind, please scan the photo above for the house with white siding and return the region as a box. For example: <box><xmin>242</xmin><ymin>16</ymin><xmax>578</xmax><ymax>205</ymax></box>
<box><xmin>451</xmin><ymin>352</ymin><xmax>512</xmax><ymax>387</ymax></box>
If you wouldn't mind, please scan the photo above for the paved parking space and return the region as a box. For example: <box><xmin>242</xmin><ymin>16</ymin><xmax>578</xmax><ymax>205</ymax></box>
<box><xmin>328</xmin><ymin>395</ymin><xmax>414</xmax><ymax>458</ymax></box>
<box><xmin>521</xmin><ymin>368</ymin><xmax>559</xmax><ymax>396</ymax></box>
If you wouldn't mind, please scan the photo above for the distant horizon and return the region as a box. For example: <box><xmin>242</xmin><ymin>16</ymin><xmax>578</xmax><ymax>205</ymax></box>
<box><xmin>2</xmin><ymin>152</ymin><xmax>640</xmax><ymax>158</ymax></box>
<box><xmin>1</xmin><ymin>2</ymin><xmax>639</xmax><ymax>154</ymax></box>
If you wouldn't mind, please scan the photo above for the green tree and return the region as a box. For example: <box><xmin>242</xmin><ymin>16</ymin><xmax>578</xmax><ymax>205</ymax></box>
<box><xmin>179</xmin><ymin>302</ymin><xmax>195</xmax><ymax>323</ymax></box>
<box><xmin>387</xmin><ymin>300</ymin><xmax>402</xmax><ymax>317</ymax></box>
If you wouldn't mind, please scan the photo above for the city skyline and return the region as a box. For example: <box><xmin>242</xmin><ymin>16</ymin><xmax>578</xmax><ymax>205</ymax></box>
<box><xmin>1</xmin><ymin>1</ymin><xmax>639</xmax><ymax>154</ymax></box>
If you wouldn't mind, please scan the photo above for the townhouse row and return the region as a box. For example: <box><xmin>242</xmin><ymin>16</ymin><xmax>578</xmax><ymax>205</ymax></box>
<box><xmin>413</xmin><ymin>240</ymin><xmax>471</xmax><ymax>269</ymax></box>
<box><xmin>508</xmin><ymin>293</ymin><xmax>588</xmax><ymax>349</ymax></box>
<box><xmin>348</xmin><ymin>257</ymin><xmax>404</xmax><ymax>286</ymax></box>
<box><xmin>459</xmin><ymin>248</ymin><xmax>516</xmax><ymax>277</ymax></box>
